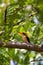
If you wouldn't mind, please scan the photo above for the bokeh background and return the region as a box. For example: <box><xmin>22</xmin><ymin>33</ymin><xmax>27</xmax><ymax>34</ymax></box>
<box><xmin>0</xmin><ymin>0</ymin><xmax>43</xmax><ymax>65</ymax></box>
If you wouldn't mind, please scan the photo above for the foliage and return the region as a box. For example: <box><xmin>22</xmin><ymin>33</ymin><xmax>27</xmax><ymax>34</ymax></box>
<box><xmin>0</xmin><ymin>0</ymin><xmax>43</xmax><ymax>65</ymax></box>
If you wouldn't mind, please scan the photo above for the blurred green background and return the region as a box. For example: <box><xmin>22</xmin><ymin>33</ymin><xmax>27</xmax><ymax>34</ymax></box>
<box><xmin>0</xmin><ymin>0</ymin><xmax>43</xmax><ymax>65</ymax></box>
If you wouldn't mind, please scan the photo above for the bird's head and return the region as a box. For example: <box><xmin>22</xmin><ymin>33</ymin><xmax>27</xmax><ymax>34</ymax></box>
<box><xmin>18</xmin><ymin>32</ymin><xmax>27</xmax><ymax>36</ymax></box>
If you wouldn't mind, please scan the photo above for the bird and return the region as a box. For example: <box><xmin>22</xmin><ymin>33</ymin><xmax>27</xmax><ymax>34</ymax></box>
<box><xmin>18</xmin><ymin>32</ymin><xmax>30</xmax><ymax>44</ymax></box>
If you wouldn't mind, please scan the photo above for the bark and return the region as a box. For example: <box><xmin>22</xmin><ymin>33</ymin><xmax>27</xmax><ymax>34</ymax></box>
<box><xmin>0</xmin><ymin>41</ymin><xmax>43</xmax><ymax>52</ymax></box>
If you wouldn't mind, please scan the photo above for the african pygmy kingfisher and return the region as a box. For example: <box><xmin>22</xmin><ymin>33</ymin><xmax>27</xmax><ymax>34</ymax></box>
<box><xmin>18</xmin><ymin>32</ymin><xmax>30</xmax><ymax>44</ymax></box>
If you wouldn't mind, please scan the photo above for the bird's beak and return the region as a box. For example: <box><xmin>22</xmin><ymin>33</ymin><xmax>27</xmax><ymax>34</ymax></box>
<box><xmin>18</xmin><ymin>32</ymin><xmax>23</xmax><ymax>35</ymax></box>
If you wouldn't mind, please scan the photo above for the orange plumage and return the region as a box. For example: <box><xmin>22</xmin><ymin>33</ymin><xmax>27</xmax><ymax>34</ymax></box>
<box><xmin>18</xmin><ymin>32</ymin><xmax>30</xmax><ymax>44</ymax></box>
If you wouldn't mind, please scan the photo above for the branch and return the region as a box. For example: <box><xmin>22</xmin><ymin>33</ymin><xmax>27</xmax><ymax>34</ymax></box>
<box><xmin>13</xmin><ymin>16</ymin><xmax>25</xmax><ymax>26</ymax></box>
<box><xmin>0</xmin><ymin>41</ymin><xmax>43</xmax><ymax>52</ymax></box>
<box><xmin>30</xmin><ymin>59</ymin><xmax>43</xmax><ymax>62</ymax></box>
